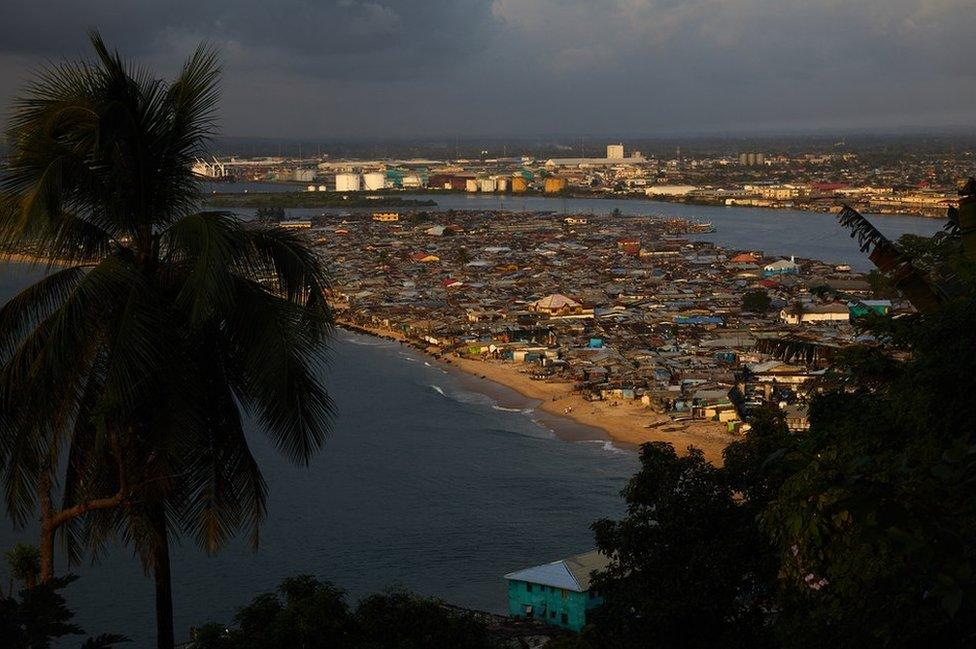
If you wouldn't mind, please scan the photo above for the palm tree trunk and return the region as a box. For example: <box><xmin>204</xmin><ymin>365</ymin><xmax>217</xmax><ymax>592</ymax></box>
<box><xmin>39</xmin><ymin>523</ymin><xmax>55</xmax><ymax>583</ymax></box>
<box><xmin>39</xmin><ymin>478</ymin><xmax>55</xmax><ymax>582</ymax></box>
<box><xmin>151</xmin><ymin>508</ymin><xmax>175</xmax><ymax>649</ymax></box>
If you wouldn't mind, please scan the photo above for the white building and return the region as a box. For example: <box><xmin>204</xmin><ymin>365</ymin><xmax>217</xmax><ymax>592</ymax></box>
<box><xmin>402</xmin><ymin>174</ymin><xmax>423</xmax><ymax>189</ymax></box>
<box><xmin>780</xmin><ymin>303</ymin><xmax>850</xmax><ymax>325</ymax></box>
<box><xmin>645</xmin><ymin>185</ymin><xmax>699</xmax><ymax>197</ymax></box>
<box><xmin>606</xmin><ymin>143</ymin><xmax>625</xmax><ymax>160</ymax></box>
<box><xmin>335</xmin><ymin>173</ymin><xmax>361</xmax><ymax>192</ymax></box>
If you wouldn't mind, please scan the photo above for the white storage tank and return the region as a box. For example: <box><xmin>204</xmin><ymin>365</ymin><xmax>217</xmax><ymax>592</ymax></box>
<box><xmin>363</xmin><ymin>172</ymin><xmax>386</xmax><ymax>190</ymax></box>
<box><xmin>335</xmin><ymin>173</ymin><xmax>361</xmax><ymax>192</ymax></box>
<box><xmin>402</xmin><ymin>174</ymin><xmax>423</xmax><ymax>189</ymax></box>
<box><xmin>479</xmin><ymin>178</ymin><xmax>496</xmax><ymax>192</ymax></box>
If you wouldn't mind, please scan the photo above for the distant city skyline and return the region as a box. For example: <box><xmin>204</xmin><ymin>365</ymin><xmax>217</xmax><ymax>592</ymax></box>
<box><xmin>1</xmin><ymin>1</ymin><xmax>975</xmax><ymax>139</ymax></box>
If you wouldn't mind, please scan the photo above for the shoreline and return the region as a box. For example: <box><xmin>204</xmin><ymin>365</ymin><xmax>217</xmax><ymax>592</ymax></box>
<box><xmin>337</xmin><ymin>319</ymin><xmax>732</xmax><ymax>464</ymax></box>
<box><xmin>0</xmin><ymin>258</ymin><xmax>732</xmax><ymax>463</ymax></box>
<box><xmin>219</xmin><ymin>183</ymin><xmax>949</xmax><ymax>220</ymax></box>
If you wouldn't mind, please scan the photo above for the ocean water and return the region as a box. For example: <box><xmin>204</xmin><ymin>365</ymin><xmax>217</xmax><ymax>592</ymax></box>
<box><xmin>0</xmin><ymin>263</ymin><xmax>636</xmax><ymax>645</ymax></box>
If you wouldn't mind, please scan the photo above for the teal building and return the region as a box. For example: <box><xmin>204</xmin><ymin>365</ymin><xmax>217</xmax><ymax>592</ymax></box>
<box><xmin>849</xmin><ymin>299</ymin><xmax>893</xmax><ymax>319</ymax></box>
<box><xmin>504</xmin><ymin>550</ymin><xmax>610</xmax><ymax>632</ymax></box>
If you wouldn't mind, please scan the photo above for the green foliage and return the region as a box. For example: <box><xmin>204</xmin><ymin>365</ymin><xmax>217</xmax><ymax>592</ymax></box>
<box><xmin>722</xmin><ymin>406</ymin><xmax>797</xmax><ymax>505</ymax></box>
<box><xmin>6</xmin><ymin>543</ymin><xmax>40</xmax><ymax>589</ymax></box>
<box><xmin>760</xmin><ymin>296</ymin><xmax>976</xmax><ymax>648</ymax></box>
<box><xmin>355</xmin><ymin>590</ymin><xmax>495</xmax><ymax>649</ymax></box>
<box><xmin>0</xmin><ymin>574</ymin><xmax>126</xmax><ymax>649</ymax></box>
<box><xmin>896</xmin><ymin>232</ymin><xmax>958</xmax><ymax>274</ymax></box>
<box><xmin>230</xmin><ymin>576</ymin><xmax>354</xmax><ymax>648</ymax></box>
<box><xmin>590</xmin><ymin>444</ymin><xmax>777</xmax><ymax>649</ymax></box>
<box><xmin>894</xmin><ymin>226</ymin><xmax>976</xmax><ymax>291</ymax></box>
<box><xmin>189</xmin><ymin>576</ymin><xmax>498</xmax><ymax>649</ymax></box>
<box><xmin>742</xmin><ymin>289</ymin><xmax>772</xmax><ymax>313</ymax></box>
<box><xmin>866</xmin><ymin>269</ymin><xmax>899</xmax><ymax>299</ymax></box>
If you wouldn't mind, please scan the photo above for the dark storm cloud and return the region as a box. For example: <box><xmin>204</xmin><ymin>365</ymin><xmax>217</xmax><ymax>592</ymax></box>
<box><xmin>0</xmin><ymin>1</ymin><xmax>498</xmax><ymax>77</ymax></box>
<box><xmin>1</xmin><ymin>1</ymin><xmax>974</xmax><ymax>137</ymax></box>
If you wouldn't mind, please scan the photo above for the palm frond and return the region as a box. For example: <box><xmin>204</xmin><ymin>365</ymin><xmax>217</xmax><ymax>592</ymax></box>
<box><xmin>221</xmin><ymin>277</ymin><xmax>333</xmax><ymax>465</ymax></box>
<box><xmin>160</xmin><ymin>211</ymin><xmax>246</xmax><ymax>324</ymax></box>
<box><xmin>2</xmin><ymin>31</ymin><xmax>336</xmax><ymax>573</ymax></box>
<box><xmin>241</xmin><ymin>224</ymin><xmax>333</xmax><ymax>340</ymax></box>
<box><xmin>0</xmin><ymin>266</ymin><xmax>87</xmax><ymax>360</ymax></box>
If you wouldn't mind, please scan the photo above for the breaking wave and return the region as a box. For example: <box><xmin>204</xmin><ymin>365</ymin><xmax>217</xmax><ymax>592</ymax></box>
<box><xmin>343</xmin><ymin>336</ymin><xmax>389</xmax><ymax>347</ymax></box>
<box><xmin>491</xmin><ymin>405</ymin><xmax>535</xmax><ymax>415</ymax></box>
<box><xmin>580</xmin><ymin>439</ymin><xmax>631</xmax><ymax>455</ymax></box>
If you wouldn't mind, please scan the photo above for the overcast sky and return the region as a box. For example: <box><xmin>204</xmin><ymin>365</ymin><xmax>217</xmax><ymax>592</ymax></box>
<box><xmin>1</xmin><ymin>0</ymin><xmax>974</xmax><ymax>138</ymax></box>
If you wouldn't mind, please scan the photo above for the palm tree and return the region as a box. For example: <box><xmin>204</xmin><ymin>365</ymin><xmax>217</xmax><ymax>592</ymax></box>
<box><xmin>0</xmin><ymin>33</ymin><xmax>333</xmax><ymax>648</ymax></box>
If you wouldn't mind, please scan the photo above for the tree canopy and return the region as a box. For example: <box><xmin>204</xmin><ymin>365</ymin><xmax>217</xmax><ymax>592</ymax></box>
<box><xmin>187</xmin><ymin>575</ymin><xmax>499</xmax><ymax>649</ymax></box>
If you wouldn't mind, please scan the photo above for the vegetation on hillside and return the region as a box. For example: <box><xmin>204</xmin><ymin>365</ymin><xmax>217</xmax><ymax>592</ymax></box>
<box><xmin>185</xmin><ymin>576</ymin><xmax>499</xmax><ymax>649</ymax></box>
<box><xmin>1</xmin><ymin>551</ymin><xmax>126</xmax><ymax>649</ymax></box>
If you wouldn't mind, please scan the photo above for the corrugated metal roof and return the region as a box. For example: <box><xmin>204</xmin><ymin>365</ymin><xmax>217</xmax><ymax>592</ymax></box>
<box><xmin>504</xmin><ymin>550</ymin><xmax>610</xmax><ymax>592</ymax></box>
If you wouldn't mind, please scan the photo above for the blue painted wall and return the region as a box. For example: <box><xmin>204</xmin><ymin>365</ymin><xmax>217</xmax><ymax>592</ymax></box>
<box><xmin>506</xmin><ymin>579</ymin><xmax>603</xmax><ymax>631</ymax></box>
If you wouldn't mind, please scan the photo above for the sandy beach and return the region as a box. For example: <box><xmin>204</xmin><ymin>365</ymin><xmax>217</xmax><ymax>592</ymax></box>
<box><xmin>338</xmin><ymin>318</ymin><xmax>733</xmax><ymax>464</ymax></box>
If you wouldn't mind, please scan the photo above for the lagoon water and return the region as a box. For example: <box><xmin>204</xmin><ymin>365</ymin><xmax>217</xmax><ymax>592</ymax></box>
<box><xmin>400</xmin><ymin>193</ymin><xmax>946</xmax><ymax>271</ymax></box>
<box><xmin>0</xmin><ymin>194</ymin><xmax>948</xmax><ymax>644</ymax></box>
<box><xmin>203</xmin><ymin>182</ymin><xmax>945</xmax><ymax>271</ymax></box>
<box><xmin>0</xmin><ymin>263</ymin><xmax>635</xmax><ymax>645</ymax></box>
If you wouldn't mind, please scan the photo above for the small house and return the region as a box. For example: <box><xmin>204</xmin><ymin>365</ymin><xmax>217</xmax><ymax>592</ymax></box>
<box><xmin>780</xmin><ymin>303</ymin><xmax>850</xmax><ymax>325</ymax></box>
<box><xmin>504</xmin><ymin>550</ymin><xmax>610</xmax><ymax>632</ymax></box>
<box><xmin>530</xmin><ymin>294</ymin><xmax>585</xmax><ymax>317</ymax></box>
<box><xmin>848</xmin><ymin>299</ymin><xmax>892</xmax><ymax>319</ymax></box>
<box><xmin>763</xmin><ymin>257</ymin><xmax>799</xmax><ymax>278</ymax></box>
